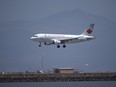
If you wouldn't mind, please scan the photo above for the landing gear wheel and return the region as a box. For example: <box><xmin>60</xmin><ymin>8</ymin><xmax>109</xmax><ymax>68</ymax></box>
<box><xmin>57</xmin><ymin>45</ymin><xmax>60</xmax><ymax>48</ymax></box>
<box><xmin>39</xmin><ymin>43</ymin><xmax>41</xmax><ymax>47</ymax></box>
<box><xmin>39</xmin><ymin>45</ymin><xmax>41</xmax><ymax>47</ymax></box>
<box><xmin>63</xmin><ymin>44</ymin><xmax>66</xmax><ymax>48</ymax></box>
<box><xmin>44</xmin><ymin>42</ymin><xmax>46</xmax><ymax>45</ymax></box>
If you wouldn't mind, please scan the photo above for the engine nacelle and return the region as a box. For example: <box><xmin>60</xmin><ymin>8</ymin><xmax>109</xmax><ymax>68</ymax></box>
<box><xmin>53</xmin><ymin>40</ymin><xmax>61</xmax><ymax>44</ymax></box>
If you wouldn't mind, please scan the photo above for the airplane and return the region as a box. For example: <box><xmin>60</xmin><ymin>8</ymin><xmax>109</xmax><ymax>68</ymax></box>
<box><xmin>30</xmin><ymin>24</ymin><xmax>95</xmax><ymax>48</ymax></box>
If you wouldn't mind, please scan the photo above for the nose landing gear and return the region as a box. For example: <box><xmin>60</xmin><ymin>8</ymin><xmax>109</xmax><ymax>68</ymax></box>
<box><xmin>39</xmin><ymin>43</ymin><xmax>41</xmax><ymax>47</ymax></box>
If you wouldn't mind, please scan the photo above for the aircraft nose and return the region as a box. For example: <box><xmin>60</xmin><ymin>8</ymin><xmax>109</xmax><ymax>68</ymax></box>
<box><xmin>30</xmin><ymin>37</ymin><xmax>34</xmax><ymax>40</ymax></box>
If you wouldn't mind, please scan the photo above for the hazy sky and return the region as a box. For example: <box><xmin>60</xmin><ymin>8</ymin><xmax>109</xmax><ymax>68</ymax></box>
<box><xmin>0</xmin><ymin>0</ymin><xmax>116</xmax><ymax>72</ymax></box>
<box><xmin>0</xmin><ymin>0</ymin><xmax>116</xmax><ymax>22</ymax></box>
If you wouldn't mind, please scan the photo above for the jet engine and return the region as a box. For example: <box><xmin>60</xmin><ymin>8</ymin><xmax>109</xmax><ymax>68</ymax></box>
<box><xmin>53</xmin><ymin>40</ymin><xmax>61</xmax><ymax>44</ymax></box>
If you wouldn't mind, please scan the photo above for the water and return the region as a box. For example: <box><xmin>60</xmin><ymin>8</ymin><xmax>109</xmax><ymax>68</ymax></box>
<box><xmin>0</xmin><ymin>81</ymin><xmax>116</xmax><ymax>87</ymax></box>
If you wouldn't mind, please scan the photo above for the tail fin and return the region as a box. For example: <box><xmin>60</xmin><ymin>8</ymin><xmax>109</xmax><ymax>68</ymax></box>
<box><xmin>81</xmin><ymin>24</ymin><xmax>94</xmax><ymax>35</ymax></box>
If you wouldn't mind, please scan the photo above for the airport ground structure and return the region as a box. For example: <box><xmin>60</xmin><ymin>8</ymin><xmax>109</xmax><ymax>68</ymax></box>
<box><xmin>0</xmin><ymin>72</ymin><xmax>116</xmax><ymax>82</ymax></box>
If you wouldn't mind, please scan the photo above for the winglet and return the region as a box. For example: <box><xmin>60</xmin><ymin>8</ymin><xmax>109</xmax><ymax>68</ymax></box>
<box><xmin>82</xmin><ymin>24</ymin><xmax>94</xmax><ymax>35</ymax></box>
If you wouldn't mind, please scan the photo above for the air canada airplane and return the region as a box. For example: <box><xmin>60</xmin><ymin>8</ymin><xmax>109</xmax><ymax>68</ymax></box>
<box><xmin>30</xmin><ymin>24</ymin><xmax>95</xmax><ymax>48</ymax></box>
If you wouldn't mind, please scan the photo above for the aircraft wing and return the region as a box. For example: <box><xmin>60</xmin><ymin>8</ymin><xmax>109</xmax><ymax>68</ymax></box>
<box><xmin>59</xmin><ymin>37</ymin><xmax>80</xmax><ymax>44</ymax></box>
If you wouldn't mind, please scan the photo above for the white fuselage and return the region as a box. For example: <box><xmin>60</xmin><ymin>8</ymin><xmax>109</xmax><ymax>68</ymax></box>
<box><xmin>30</xmin><ymin>33</ymin><xmax>95</xmax><ymax>44</ymax></box>
<box><xmin>30</xmin><ymin>24</ymin><xmax>95</xmax><ymax>48</ymax></box>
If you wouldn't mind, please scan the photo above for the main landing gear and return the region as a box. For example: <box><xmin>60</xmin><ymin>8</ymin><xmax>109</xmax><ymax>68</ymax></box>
<box><xmin>63</xmin><ymin>44</ymin><xmax>66</xmax><ymax>48</ymax></box>
<box><xmin>57</xmin><ymin>45</ymin><xmax>60</xmax><ymax>48</ymax></box>
<box><xmin>57</xmin><ymin>44</ymin><xmax>66</xmax><ymax>48</ymax></box>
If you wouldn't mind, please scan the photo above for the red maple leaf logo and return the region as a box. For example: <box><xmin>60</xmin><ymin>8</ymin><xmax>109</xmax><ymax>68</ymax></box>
<box><xmin>87</xmin><ymin>28</ymin><xmax>92</xmax><ymax>34</ymax></box>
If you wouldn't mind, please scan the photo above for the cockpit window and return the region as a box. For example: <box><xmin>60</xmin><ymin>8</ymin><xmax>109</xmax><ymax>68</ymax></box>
<box><xmin>34</xmin><ymin>35</ymin><xmax>38</xmax><ymax>37</ymax></box>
